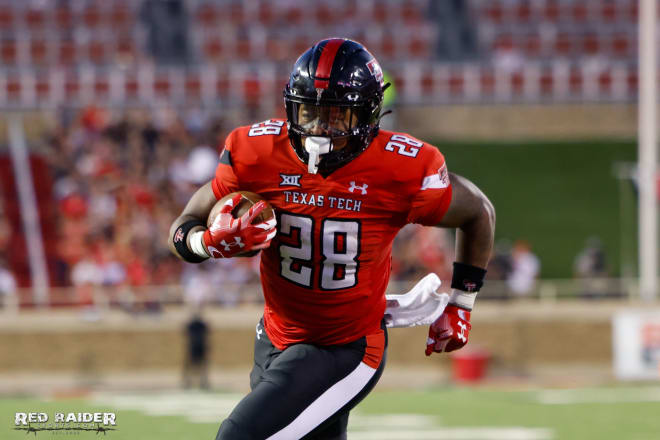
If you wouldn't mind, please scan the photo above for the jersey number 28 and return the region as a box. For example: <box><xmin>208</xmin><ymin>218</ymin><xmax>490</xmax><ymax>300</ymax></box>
<box><xmin>278</xmin><ymin>213</ymin><xmax>361</xmax><ymax>290</ymax></box>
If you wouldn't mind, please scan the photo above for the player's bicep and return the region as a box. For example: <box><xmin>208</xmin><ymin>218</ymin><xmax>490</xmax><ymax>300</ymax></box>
<box><xmin>179</xmin><ymin>181</ymin><xmax>217</xmax><ymax>220</ymax></box>
<box><xmin>436</xmin><ymin>173</ymin><xmax>494</xmax><ymax>228</ymax></box>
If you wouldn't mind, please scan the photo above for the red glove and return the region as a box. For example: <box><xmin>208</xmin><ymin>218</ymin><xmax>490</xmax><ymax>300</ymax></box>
<box><xmin>203</xmin><ymin>194</ymin><xmax>276</xmax><ymax>258</ymax></box>
<box><xmin>425</xmin><ymin>305</ymin><xmax>471</xmax><ymax>355</ymax></box>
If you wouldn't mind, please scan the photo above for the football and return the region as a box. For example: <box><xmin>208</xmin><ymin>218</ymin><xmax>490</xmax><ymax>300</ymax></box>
<box><xmin>207</xmin><ymin>191</ymin><xmax>275</xmax><ymax>257</ymax></box>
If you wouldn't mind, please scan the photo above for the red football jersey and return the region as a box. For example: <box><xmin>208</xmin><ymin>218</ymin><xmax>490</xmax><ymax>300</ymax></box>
<box><xmin>212</xmin><ymin>119</ymin><xmax>452</xmax><ymax>349</ymax></box>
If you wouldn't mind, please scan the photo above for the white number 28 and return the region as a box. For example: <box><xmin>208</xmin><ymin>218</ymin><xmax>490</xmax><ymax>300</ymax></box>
<box><xmin>248</xmin><ymin>119</ymin><xmax>284</xmax><ymax>137</ymax></box>
<box><xmin>278</xmin><ymin>213</ymin><xmax>361</xmax><ymax>290</ymax></box>
<box><xmin>384</xmin><ymin>134</ymin><xmax>422</xmax><ymax>157</ymax></box>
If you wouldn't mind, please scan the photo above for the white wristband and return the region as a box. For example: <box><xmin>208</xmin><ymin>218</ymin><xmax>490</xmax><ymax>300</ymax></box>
<box><xmin>190</xmin><ymin>231</ymin><xmax>210</xmax><ymax>258</ymax></box>
<box><xmin>448</xmin><ymin>289</ymin><xmax>477</xmax><ymax>310</ymax></box>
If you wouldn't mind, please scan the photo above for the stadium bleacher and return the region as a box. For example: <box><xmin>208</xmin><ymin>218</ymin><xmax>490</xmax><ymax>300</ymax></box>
<box><xmin>0</xmin><ymin>0</ymin><xmax>649</xmax><ymax>110</ymax></box>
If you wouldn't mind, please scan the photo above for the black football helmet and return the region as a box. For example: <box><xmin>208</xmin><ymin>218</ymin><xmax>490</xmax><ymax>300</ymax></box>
<box><xmin>284</xmin><ymin>38</ymin><xmax>389</xmax><ymax>175</ymax></box>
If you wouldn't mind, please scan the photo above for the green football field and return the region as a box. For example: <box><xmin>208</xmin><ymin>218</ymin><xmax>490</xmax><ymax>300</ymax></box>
<box><xmin>3</xmin><ymin>385</ymin><xmax>660</xmax><ymax>440</ymax></box>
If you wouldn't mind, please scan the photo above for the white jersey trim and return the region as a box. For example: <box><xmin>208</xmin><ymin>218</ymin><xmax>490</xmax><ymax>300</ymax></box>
<box><xmin>421</xmin><ymin>163</ymin><xmax>450</xmax><ymax>191</ymax></box>
<box><xmin>266</xmin><ymin>361</ymin><xmax>377</xmax><ymax>440</ymax></box>
<box><xmin>421</xmin><ymin>173</ymin><xmax>446</xmax><ymax>190</ymax></box>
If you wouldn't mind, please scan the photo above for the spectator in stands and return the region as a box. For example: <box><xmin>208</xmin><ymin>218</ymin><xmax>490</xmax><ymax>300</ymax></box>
<box><xmin>574</xmin><ymin>237</ymin><xmax>608</xmax><ymax>278</ymax></box>
<box><xmin>507</xmin><ymin>240</ymin><xmax>540</xmax><ymax>296</ymax></box>
<box><xmin>389</xmin><ymin>225</ymin><xmax>453</xmax><ymax>289</ymax></box>
<box><xmin>181</xmin><ymin>263</ymin><xmax>214</xmax><ymax>307</ymax></box>
<box><xmin>42</xmin><ymin>108</ymin><xmax>204</xmax><ymax>295</ymax></box>
<box><xmin>574</xmin><ymin>237</ymin><xmax>610</xmax><ymax>299</ymax></box>
<box><xmin>182</xmin><ymin>258</ymin><xmax>260</xmax><ymax>307</ymax></box>
<box><xmin>484</xmin><ymin>240</ymin><xmax>514</xmax><ymax>299</ymax></box>
<box><xmin>487</xmin><ymin>240</ymin><xmax>513</xmax><ymax>281</ymax></box>
<box><xmin>70</xmin><ymin>245</ymin><xmax>103</xmax><ymax>307</ymax></box>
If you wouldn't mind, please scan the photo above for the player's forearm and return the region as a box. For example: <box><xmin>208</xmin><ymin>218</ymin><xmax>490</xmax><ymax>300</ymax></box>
<box><xmin>168</xmin><ymin>181</ymin><xmax>217</xmax><ymax>260</ymax></box>
<box><xmin>455</xmin><ymin>197</ymin><xmax>495</xmax><ymax>269</ymax></box>
<box><xmin>449</xmin><ymin>193</ymin><xmax>494</xmax><ymax>310</ymax></box>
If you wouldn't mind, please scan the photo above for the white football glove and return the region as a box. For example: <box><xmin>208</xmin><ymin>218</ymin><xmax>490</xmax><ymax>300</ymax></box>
<box><xmin>384</xmin><ymin>273</ymin><xmax>449</xmax><ymax>328</ymax></box>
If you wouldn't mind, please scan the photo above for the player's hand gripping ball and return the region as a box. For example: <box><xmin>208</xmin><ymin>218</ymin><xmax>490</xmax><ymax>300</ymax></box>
<box><xmin>204</xmin><ymin>191</ymin><xmax>276</xmax><ymax>258</ymax></box>
<box><xmin>425</xmin><ymin>305</ymin><xmax>472</xmax><ymax>355</ymax></box>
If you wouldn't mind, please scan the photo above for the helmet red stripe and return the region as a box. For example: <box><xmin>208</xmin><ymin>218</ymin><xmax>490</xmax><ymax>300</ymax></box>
<box><xmin>314</xmin><ymin>38</ymin><xmax>345</xmax><ymax>89</ymax></box>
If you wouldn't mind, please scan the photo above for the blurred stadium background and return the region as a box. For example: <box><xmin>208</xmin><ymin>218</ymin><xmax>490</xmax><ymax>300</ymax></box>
<box><xmin>1</xmin><ymin>0</ymin><xmax>659</xmax><ymax>439</ymax></box>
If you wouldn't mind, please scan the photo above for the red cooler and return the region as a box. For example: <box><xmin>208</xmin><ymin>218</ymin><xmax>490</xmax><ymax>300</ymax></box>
<box><xmin>451</xmin><ymin>348</ymin><xmax>491</xmax><ymax>383</ymax></box>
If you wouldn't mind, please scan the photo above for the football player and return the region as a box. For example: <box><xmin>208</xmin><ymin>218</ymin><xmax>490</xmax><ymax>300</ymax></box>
<box><xmin>168</xmin><ymin>38</ymin><xmax>495</xmax><ymax>440</ymax></box>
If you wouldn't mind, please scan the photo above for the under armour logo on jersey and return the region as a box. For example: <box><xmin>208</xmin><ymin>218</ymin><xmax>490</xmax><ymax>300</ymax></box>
<box><xmin>348</xmin><ymin>181</ymin><xmax>368</xmax><ymax>195</ymax></box>
<box><xmin>220</xmin><ymin>237</ymin><xmax>245</xmax><ymax>251</ymax></box>
<box><xmin>280</xmin><ymin>173</ymin><xmax>302</xmax><ymax>187</ymax></box>
<box><xmin>255</xmin><ymin>323</ymin><xmax>263</xmax><ymax>340</ymax></box>
<box><xmin>457</xmin><ymin>321</ymin><xmax>468</xmax><ymax>343</ymax></box>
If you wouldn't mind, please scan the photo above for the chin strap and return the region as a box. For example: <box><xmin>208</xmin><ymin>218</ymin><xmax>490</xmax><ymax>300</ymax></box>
<box><xmin>304</xmin><ymin>136</ymin><xmax>333</xmax><ymax>174</ymax></box>
<box><xmin>377</xmin><ymin>110</ymin><xmax>392</xmax><ymax>124</ymax></box>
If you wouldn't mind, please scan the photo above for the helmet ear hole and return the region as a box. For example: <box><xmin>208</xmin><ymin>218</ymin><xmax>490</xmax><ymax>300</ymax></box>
<box><xmin>283</xmin><ymin>39</ymin><xmax>385</xmax><ymax>175</ymax></box>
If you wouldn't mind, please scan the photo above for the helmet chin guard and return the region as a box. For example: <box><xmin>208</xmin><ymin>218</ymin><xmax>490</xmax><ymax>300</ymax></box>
<box><xmin>304</xmin><ymin>137</ymin><xmax>333</xmax><ymax>174</ymax></box>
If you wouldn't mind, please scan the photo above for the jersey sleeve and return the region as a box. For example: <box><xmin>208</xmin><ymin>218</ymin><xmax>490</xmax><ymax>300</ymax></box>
<box><xmin>211</xmin><ymin>130</ymin><xmax>240</xmax><ymax>200</ymax></box>
<box><xmin>406</xmin><ymin>147</ymin><xmax>453</xmax><ymax>226</ymax></box>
